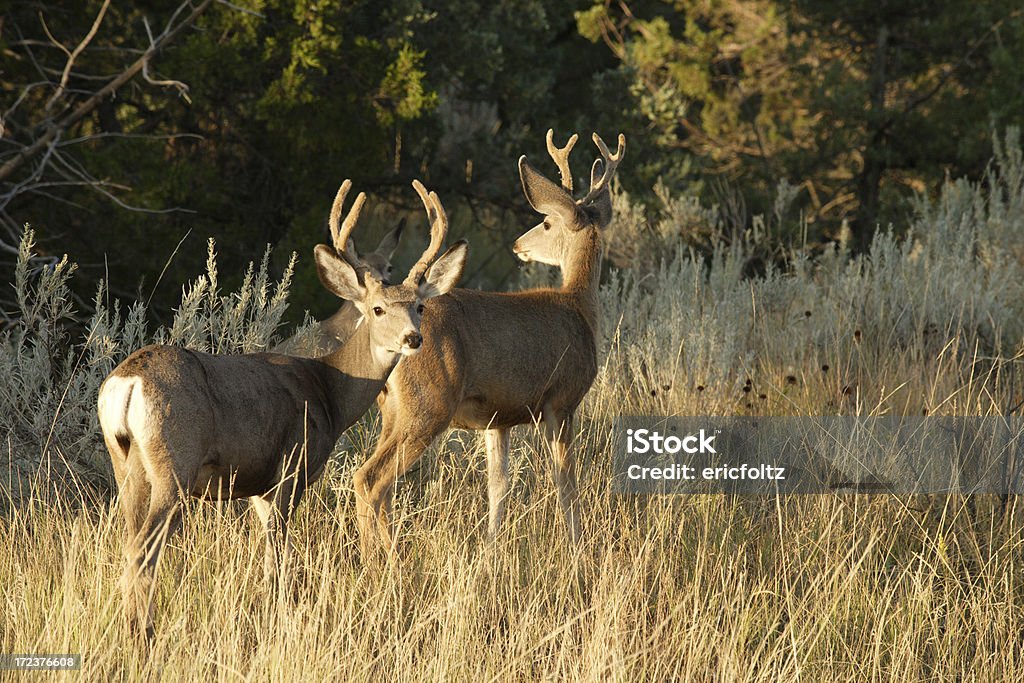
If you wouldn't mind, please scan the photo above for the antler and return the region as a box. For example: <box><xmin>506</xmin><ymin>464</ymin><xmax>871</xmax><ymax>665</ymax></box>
<box><xmin>579</xmin><ymin>132</ymin><xmax>626</xmax><ymax>206</ymax></box>
<box><xmin>328</xmin><ymin>179</ymin><xmax>368</xmax><ymax>273</ymax></box>
<box><xmin>404</xmin><ymin>179</ymin><xmax>448</xmax><ymax>285</ymax></box>
<box><xmin>545</xmin><ymin>129</ymin><xmax>579</xmax><ymax>193</ymax></box>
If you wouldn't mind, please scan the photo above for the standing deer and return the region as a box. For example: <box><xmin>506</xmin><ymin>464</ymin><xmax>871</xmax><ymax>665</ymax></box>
<box><xmin>354</xmin><ymin>130</ymin><xmax>624</xmax><ymax>553</ymax></box>
<box><xmin>97</xmin><ymin>180</ymin><xmax>467</xmax><ymax>638</ymax></box>
<box><xmin>271</xmin><ymin>220</ymin><xmax>404</xmax><ymax>357</ymax></box>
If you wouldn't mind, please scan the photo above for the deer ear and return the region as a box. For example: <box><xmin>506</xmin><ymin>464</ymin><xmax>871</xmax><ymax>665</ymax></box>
<box><xmin>418</xmin><ymin>240</ymin><xmax>468</xmax><ymax>299</ymax></box>
<box><xmin>375</xmin><ymin>218</ymin><xmax>405</xmax><ymax>258</ymax></box>
<box><xmin>313</xmin><ymin>244</ymin><xmax>367</xmax><ymax>302</ymax></box>
<box><xmin>519</xmin><ymin>156</ymin><xmax>578</xmax><ymax>226</ymax></box>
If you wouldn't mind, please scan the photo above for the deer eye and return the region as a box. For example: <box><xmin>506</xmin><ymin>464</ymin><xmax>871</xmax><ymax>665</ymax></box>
<box><xmin>373</xmin><ymin>306</ymin><xmax>385</xmax><ymax>317</ymax></box>
<box><xmin>417</xmin><ymin>303</ymin><xmax>425</xmax><ymax>314</ymax></box>
<box><xmin>543</xmin><ymin>221</ymin><xmax>551</xmax><ymax>231</ymax></box>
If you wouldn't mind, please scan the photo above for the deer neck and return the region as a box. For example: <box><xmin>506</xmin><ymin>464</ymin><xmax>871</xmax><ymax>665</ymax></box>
<box><xmin>321</xmin><ymin>302</ymin><xmax>362</xmax><ymax>341</ymax></box>
<box><xmin>315</xmin><ymin>321</ymin><xmax>396</xmax><ymax>430</ymax></box>
<box><xmin>560</xmin><ymin>228</ymin><xmax>603</xmax><ymax>335</ymax></box>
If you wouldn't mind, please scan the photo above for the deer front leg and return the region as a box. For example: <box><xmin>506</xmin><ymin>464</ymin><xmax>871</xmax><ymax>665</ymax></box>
<box><xmin>353</xmin><ymin>433</ymin><xmax>396</xmax><ymax>557</ymax></box>
<box><xmin>355</xmin><ymin>433</ymin><xmax>438</xmax><ymax>556</ymax></box>
<box><xmin>250</xmin><ymin>489</ymin><xmax>295</xmax><ymax>587</ymax></box>
<box><xmin>357</xmin><ymin>395</ymin><xmax>452</xmax><ymax>556</ymax></box>
<box><xmin>251</xmin><ymin>447</ymin><xmax>313</xmax><ymax>585</ymax></box>
<box><xmin>484</xmin><ymin>428</ymin><xmax>511</xmax><ymax>539</ymax></box>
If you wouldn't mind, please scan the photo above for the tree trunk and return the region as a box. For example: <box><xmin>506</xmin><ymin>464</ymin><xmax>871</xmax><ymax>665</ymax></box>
<box><xmin>853</xmin><ymin>24</ymin><xmax>890</xmax><ymax>252</ymax></box>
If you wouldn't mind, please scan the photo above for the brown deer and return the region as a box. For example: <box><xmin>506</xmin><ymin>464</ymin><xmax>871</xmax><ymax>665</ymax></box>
<box><xmin>97</xmin><ymin>180</ymin><xmax>467</xmax><ymax>638</ymax></box>
<box><xmin>271</xmin><ymin>220</ymin><xmax>404</xmax><ymax>357</ymax></box>
<box><xmin>354</xmin><ymin>130</ymin><xmax>625</xmax><ymax>553</ymax></box>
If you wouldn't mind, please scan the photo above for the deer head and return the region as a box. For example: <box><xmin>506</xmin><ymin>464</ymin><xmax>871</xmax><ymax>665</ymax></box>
<box><xmin>313</xmin><ymin>180</ymin><xmax>467</xmax><ymax>367</ymax></box>
<box><xmin>344</xmin><ymin>218</ymin><xmax>404</xmax><ymax>284</ymax></box>
<box><xmin>513</xmin><ymin>130</ymin><xmax>625</xmax><ymax>268</ymax></box>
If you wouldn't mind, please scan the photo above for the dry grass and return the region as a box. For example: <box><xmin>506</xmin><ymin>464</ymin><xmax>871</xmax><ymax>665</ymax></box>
<box><xmin>4</xmin><ymin>428</ymin><xmax>1023</xmax><ymax>679</ymax></box>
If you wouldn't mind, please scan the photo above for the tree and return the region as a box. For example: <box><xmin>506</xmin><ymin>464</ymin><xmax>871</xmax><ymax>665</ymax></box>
<box><xmin>577</xmin><ymin>0</ymin><xmax>1024</xmax><ymax>246</ymax></box>
<box><xmin>0</xmin><ymin>0</ymin><xmax>215</xmax><ymax>315</ymax></box>
<box><xmin>2</xmin><ymin>0</ymin><xmax>612</xmax><ymax>322</ymax></box>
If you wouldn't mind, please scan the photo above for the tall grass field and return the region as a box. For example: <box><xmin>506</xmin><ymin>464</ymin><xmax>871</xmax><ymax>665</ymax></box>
<box><xmin>4</xmin><ymin>134</ymin><xmax>1024</xmax><ymax>680</ymax></box>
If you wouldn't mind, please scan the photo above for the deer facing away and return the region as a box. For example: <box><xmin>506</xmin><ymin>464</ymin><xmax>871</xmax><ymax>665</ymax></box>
<box><xmin>354</xmin><ymin>130</ymin><xmax>624</xmax><ymax>553</ymax></box>
<box><xmin>271</xmin><ymin>220</ymin><xmax>404</xmax><ymax>357</ymax></box>
<box><xmin>97</xmin><ymin>180</ymin><xmax>467</xmax><ymax>638</ymax></box>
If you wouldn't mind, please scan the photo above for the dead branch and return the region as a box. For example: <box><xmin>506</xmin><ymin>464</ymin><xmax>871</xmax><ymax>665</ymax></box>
<box><xmin>0</xmin><ymin>0</ymin><xmax>214</xmax><ymax>186</ymax></box>
<box><xmin>43</xmin><ymin>0</ymin><xmax>112</xmax><ymax>112</ymax></box>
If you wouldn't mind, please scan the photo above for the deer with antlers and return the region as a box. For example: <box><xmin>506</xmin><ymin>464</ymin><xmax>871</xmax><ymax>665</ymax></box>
<box><xmin>354</xmin><ymin>130</ymin><xmax>625</xmax><ymax>553</ymax></box>
<box><xmin>97</xmin><ymin>180</ymin><xmax>467</xmax><ymax>638</ymax></box>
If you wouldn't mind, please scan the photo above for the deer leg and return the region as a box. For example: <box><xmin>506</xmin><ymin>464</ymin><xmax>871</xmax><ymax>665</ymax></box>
<box><xmin>543</xmin><ymin>406</ymin><xmax>581</xmax><ymax>544</ymax></box>
<box><xmin>355</xmin><ymin>433</ymin><xmax>428</xmax><ymax>554</ymax></box>
<box><xmin>251</xmin><ymin>446</ymin><xmax>312</xmax><ymax>585</ymax></box>
<box><xmin>484</xmin><ymin>428</ymin><xmax>511</xmax><ymax>539</ymax></box>
<box><xmin>115</xmin><ymin>448</ymin><xmax>151</xmax><ymax>547</ymax></box>
<box><xmin>356</xmin><ymin>389</ymin><xmax>454</xmax><ymax>554</ymax></box>
<box><xmin>250</xmin><ymin>488</ymin><xmax>294</xmax><ymax>586</ymax></box>
<box><xmin>114</xmin><ymin>451</ymin><xmax>151</xmax><ymax>640</ymax></box>
<box><xmin>370</xmin><ymin>433</ymin><xmax>439</xmax><ymax>552</ymax></box>
<box><xmin>356</xmin><ymin>424</ymin><xmax>447</xmax><ymax>554</ymax></box>
<box><xmin>354</xmin><ymin>429</ymin><xmax>398</xmax><ymax>556</ymax></box>
<box><xmin>121</xmin><ymin>475</ymin><xmax>183</xmax><ymax>641</ymax></box>
<box><xmin>353</xmin><ymin>410</ymin><xmax>397</xmax><ymax>549</ymax></box>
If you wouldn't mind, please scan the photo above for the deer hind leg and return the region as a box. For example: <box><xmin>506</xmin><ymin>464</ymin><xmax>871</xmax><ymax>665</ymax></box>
<box><xmin>121</xmin><ymin>471</ymin><xmax>183</xmax><ymax>641</ymax></box>
<box><xmin>113</xmin><ymin>450</ymin><xmax>152</xmax><ymax>639</ymax></box>
<box><xmin>484</xmin><ymin>428</ymin><xmax>511</xmax><ymax>539</ymax></box>
<box><xmin>113</xmin><ymin>445</ymin><xmax>151</xmax><ymax>548</ymax></box>
<box><xmin>543</xmin><ymin>406</ymin><xmax>581</xmax><ymax>544</ymax></box>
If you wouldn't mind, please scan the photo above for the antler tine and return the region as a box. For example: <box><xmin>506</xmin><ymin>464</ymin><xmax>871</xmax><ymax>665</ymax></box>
<box><xmin>404</xmin><ymin>181</ymin><xmax>448</xmax><ymax>285</ymax></box>
<box><xmin>328</xmin><ymin>179</ymin><xmax>368</xmax><ymax>272</ymax></box>
<box><xmin>328</xmin><ymin>179</ymin><xmax>351</xmax><ymax>251</ymax></box>
<box><xmin>545</xmin><ymin>128</ymin><xmax>579</xmax><ymax>193</ymax></box>
<box><xmin>580</xmin><ymin>132</ymin><xmax>626</xmax><ymax>205</ymax></box>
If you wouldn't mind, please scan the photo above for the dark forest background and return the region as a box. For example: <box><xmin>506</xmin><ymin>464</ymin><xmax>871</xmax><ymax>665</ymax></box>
<box><xmin>3</xmin><ymin>0</ymin><xmax>1023</xmax><ymax>325</ymax></box>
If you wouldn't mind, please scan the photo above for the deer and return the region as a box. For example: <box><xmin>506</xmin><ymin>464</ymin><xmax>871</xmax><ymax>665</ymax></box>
<box><xmin>97</xmin><ymin>179</ymin><xmax>468</xmax><ymax>639</ymax></box>
<box><xmin>271</xmin><ymin>220</ymin><xmax>404</xmax><ymax>357</ymax></box>
<box><xmin>353</xmin><ymin>130</ymin><xmax>625</xmax><ymax>554</ymax></box>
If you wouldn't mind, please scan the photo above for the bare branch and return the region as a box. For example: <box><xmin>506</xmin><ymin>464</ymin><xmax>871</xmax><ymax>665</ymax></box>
<box><xmin>215</xmin><ymin>0</ymin><xmax>264</xmax><ymax>17</ymax></box>
<box><xmin>56</xmin><ymin>131</ymin><xmax>203</xmax><ymax>147</ymax></box>
<box><xmin>142</xmin><ymin>17</ymin><xmax>192</xmax><ymax>103</ymax></box>
<box><xmin>44</xmin><ymin>0</ymin><xmax>112</xmax><ymax>112</ymax></box>
<box><xmin>49</xmin><ymin>149</ymin><xmax>197</xmax><ymax>215</ymax></box>
<box><xmin>0</xmin><ymin>0</ymin><xmax>214</xmax><ymax>185</ymax></box>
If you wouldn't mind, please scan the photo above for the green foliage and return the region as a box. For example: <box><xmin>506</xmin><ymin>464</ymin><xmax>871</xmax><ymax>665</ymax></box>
<box><xmin>577</xmin><ymin>0</ymin><xmax>1024</xmax><ymax>243</ymax></box>
<box><xmin>3</xmin><ymin>0</ymin><xmax>1024</xmax><ymax>325</ymax></box>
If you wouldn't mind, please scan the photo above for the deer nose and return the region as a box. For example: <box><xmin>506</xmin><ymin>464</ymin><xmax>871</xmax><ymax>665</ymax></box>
<box><xmin>512</xmin><ymin>242</ymin><xmax>529</xmax><ymax>263</ymax></box>
<box><xmin>403</xmin><ymin>332</ymin><xmax>422</xmax><ymax>349</ymax></box>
